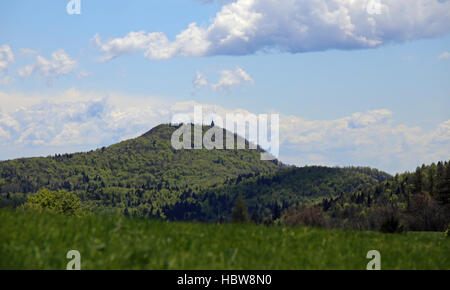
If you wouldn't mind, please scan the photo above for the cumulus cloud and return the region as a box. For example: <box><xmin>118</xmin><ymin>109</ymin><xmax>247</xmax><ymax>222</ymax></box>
<box><xmin>0</xmin><ymin>45</ymin><xmax>14</xmax><ymax>74</ymax></box>
<box><xmin>193</xmin><ymin>71</ymin><xmax>209</xmax><ymax>89</ymax></box>
<box><xmin>0</xmin><ymin>91</ymin><xmax>449</xmax><ymax>173</ymax></box>
<box><xmin>193</xmin><ymin>67</ymin><xmax>253</xmax><ymax>91</ymax></box>
<box><xmin>94</xmin><ymin>0</ymin><xmax>450</xmax><ymax>60</ymax></box>
<box><xmin>18</xmin><ymin>49</ymin><xmax>77</xmax><ymax>78</ymax></box>
<box><xmin>348</xmin><ymin>109</ymin><xmax>392</xmax><ymax>128</ymax></box>
<box><xmin>0</xmin><ymin>44</ymin><xmax>15</xmax><ymax>85</ymax></box>
<box><xmin>279</xmin><ymin>110</ymin><xmax>450</xmax><ymax>172</ymax></box>
<box><xmin>438</xmin><ymin>51</ymin><xmax>450</xmax><ymax>59</ymax></box>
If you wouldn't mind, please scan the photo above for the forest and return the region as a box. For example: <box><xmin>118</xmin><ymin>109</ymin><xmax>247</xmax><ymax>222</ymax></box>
<box><xmin>0</xmin><ymin>123</ymin><xmax>448</xmax><ymax>233</ymax></box>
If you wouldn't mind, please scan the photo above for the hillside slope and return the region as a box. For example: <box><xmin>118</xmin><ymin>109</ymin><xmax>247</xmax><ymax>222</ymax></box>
<box><xmin>317</xmin><ymin>161</ymin><xmax>450</xmax><ymax>231</ymax></box>
<box><xmin>0</xmin><ymin>123</ymin><xmax>393</xmax><ymax>221</ymax></box>
<box><xmin>163</xmin><ymin>166</ymin><xmax>390</xmax><ymax>222</ymax></box>
<box><xmin>0</xmin><ymin>124</ymin><xmax>281</xmax><ymax>216</ymax></box>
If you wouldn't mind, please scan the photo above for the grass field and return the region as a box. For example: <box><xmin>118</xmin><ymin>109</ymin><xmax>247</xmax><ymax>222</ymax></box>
<box><xmin>0</xmin><ymin>209</ymin><xmax>448</xmax><ymax>270</ymax></box>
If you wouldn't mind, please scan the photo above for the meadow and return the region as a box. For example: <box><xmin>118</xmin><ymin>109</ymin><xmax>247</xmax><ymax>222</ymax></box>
<box><xmin>0</xmin><ymin>209</ymin><xmax>448</xmax><ymax>270</ymax></box>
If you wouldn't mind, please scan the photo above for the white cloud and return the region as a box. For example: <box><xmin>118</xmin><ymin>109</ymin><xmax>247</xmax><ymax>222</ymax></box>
<box><xmin>94</xmin><ymin>0</ymin><xmax>450</xmax><ymax>60</ymax></box>
<box><xmin>0</xmin><ymin>45</ymin><xmax>14</xmax><ymax>72</ymax></box>
<box><xmin>18</xmin><ymin>49</ymin><xmax>77</xmax><ymax>78</ymax></box>
<box><xmin>0</xmin><ymin>90</ymin><xmax>449</xmax><ymax>173</ymax></box>
<box><xmin>193</xmin><ymin>67</ymin><xmax>254</xmax><ymax>91</ymax></box>
<box><xmin>193</xmin><ymin>71</ymin><xmax>209</xmax><ymax>89</ymax></box>
<box><xmin>348</xmin><ymin>109</ymin><xmax>392</xmax><ymax>128</ymax></box>
<box><xmin>279</xmin><ymin>110</ymin><xmax>450</xmax><ymax>172</ymax></box>
<box><xmin>0</xmin><ymin>44</ymin><xmax>15</xmax><ymax>85</ymax></box>
<box><xmin>438</xmin><ymin>51</ymin><xmax>450</xmax><ymax>59</ymax></box>
<box><xmin>93</xmin><ymin>22</ymin><xmax>211</xmax><ymax>61</ymax></box>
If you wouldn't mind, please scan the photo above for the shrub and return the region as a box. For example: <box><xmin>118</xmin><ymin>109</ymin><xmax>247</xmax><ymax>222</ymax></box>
<box><xmin>281</xmin><ymin>206</ymin><xmax>328</xmax><ymax>228</ymax></box>
<box><xmin>404</xmin><ymin>194</ymin><xmax>447</xmax><ymax>231</ymax></box>
<box><xmin>21</xmin><ymin>189</ymin><xmax>85</xmax><ymax>216</ymax></box>
<box><xmin>380</xmin><ymin>215</ymin><xmax>404</xmax><ymax>233</ymax></box>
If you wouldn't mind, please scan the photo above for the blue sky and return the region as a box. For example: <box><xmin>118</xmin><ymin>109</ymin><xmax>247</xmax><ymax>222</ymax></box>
<box><xmin>0</xmin><ymin>0</ymin><xmax>449</xmax><ymax>173</ymax></box>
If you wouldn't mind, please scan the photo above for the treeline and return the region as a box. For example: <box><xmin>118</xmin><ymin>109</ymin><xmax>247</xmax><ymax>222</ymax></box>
<box><xmin>282</xmin><ymin>161</ymin><xmax>450</xmax><ymax>232</ymax></box>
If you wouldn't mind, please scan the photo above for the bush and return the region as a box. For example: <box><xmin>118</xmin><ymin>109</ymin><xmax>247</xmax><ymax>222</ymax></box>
<box><xmin>380</xmin><ymin>215</ymin><xmax>404</xmax><ymax>233</ymax></box>
<box><xmin>281</xmin><ymin>206</ymin><xmax>328</xmax><ymax>228</ymax></box>
<box><xmin>404</xmin><ymin>194</ymin><xmax>447</xmax><ymax>231</ymax></box>
<box><xmin>21</xmin><ymin>189</ymin><xmax>85</xmax><ymax>216</ymax></box>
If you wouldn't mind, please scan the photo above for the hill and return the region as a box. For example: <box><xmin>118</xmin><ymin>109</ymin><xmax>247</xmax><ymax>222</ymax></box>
<box><xmin>282</xmin><ymin>161</ymin><xmax>450</xmax><ymax>232</ymax></box>
<box><xmin>0</xmin><ymin>123</ymin><xmax>391</xmax><ymax>221</ymax></box>
<box><xmin>163</xmin><ymin>166</ymin><xmax>390</xmax><ymax>222</ymax></box>
<box><xmin>0</xmin><ymin>124</ymin><xmax>281</xmax><ymax>217</ymax></box>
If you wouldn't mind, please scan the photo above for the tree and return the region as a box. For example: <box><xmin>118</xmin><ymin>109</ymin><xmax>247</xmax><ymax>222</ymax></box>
<box><xmin>272</xmin><ymin>202</ymin><xmax>281</xmax><ymax>221</ymax></box>
<box><xmin>232</xmin><ymin>195</ymin><xmax>249</xmax><ymax>223</ymax></box>
<box><xmin>250</xmin><ymin>210</ymin><xmax>261</xmax><ymax>224</ymax></box>
<box><xmin>405</xmin><ymin>193</ymin><xmax>446</xmax><ymax>231</ymax></box>
<box><xmin>21</xmin><ymin>188</ymin><xmax>84</xmax><ymax>216</ymax></box>
<box><xmin>436</xmin><ymin>164</ymin><xmax>450</xmax><ymax>205</ymax></box>
<box><xmin>413</xmin><ymin>167</ymin><xmax>423</xmax><ymax>194</ymax></box>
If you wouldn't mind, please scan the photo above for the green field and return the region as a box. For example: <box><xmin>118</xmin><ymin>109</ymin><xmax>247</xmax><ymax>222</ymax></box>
<box><xmin>0</xmin><ymin>209</ymin><xmax>448</xmax><ymax>270</ymax></box>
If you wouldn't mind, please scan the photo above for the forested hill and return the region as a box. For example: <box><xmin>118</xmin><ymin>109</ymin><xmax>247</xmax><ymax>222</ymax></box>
<box><xmin>0</xmin><ymin>123</ymin><xmax>395</xmax><ymax>221</ymax></box>
<box><xmin>314</xmin><ymin>160</ymin><xmax>450</xmax><ymax>231</ymax></box>
<box><xmin>281</xmin><ymin>160</ymin><xmax>450</xmax><ymax>233</ymax></box>
<box><xmin>0</xmin><ymin>124</ymin><xmax>282</xmax><ymax>215</ymax></box>
<box><xmin>163</xmin><ymin>166</ymin><xmax>390</xmax><ymax>222</ymax></box>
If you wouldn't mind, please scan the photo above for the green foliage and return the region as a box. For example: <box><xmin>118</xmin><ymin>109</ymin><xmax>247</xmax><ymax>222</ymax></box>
<box><xmin>21</xmin><ymin>188</ymin><xmax>85</xmax><ymax>216</ymax></box>
<box><xmin>317</xmin><ymin>161</ymin><xmax>450</xmax><ymax>231</ymax></box>
<box><xmin>164</xmin><ymin>166</ymin><xmax>387</xmax><ymax>222</ymax></box>
<box><xmin>0</xmin><ymin>209</ymin><xmax>448</xmax><ymax>270</ymax></box>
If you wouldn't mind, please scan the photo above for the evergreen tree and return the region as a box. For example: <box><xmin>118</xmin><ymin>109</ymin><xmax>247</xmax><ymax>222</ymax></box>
<box><xmin>413</xmin><ymin>167</ymin><xmax>423</xmax><ymax>194</ymax></box>
<box><xmin>250</xmin><ymin>210</ymin><xmax>261</xmax><ymax>224</ymax></box>
<box><xmin>232</xmin><ymin>195</ymin><xmax>249</xmax><ymax>223</ymax></box>
<box><xmin>272</xmin><ymin>202</ymin><xmax>281</xmax><ymax>221</ymax></box>
<box><xmin>436</xmin><ymin>164</ymin><xmax>450</xmax><ymax>205</ymax></box>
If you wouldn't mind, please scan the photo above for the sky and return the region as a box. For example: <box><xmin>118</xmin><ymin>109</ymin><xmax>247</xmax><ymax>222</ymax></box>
<box><xmin>0</xmin><ymin>0</ymin><xmax>449</xmax><ymax>174</ymax></box>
